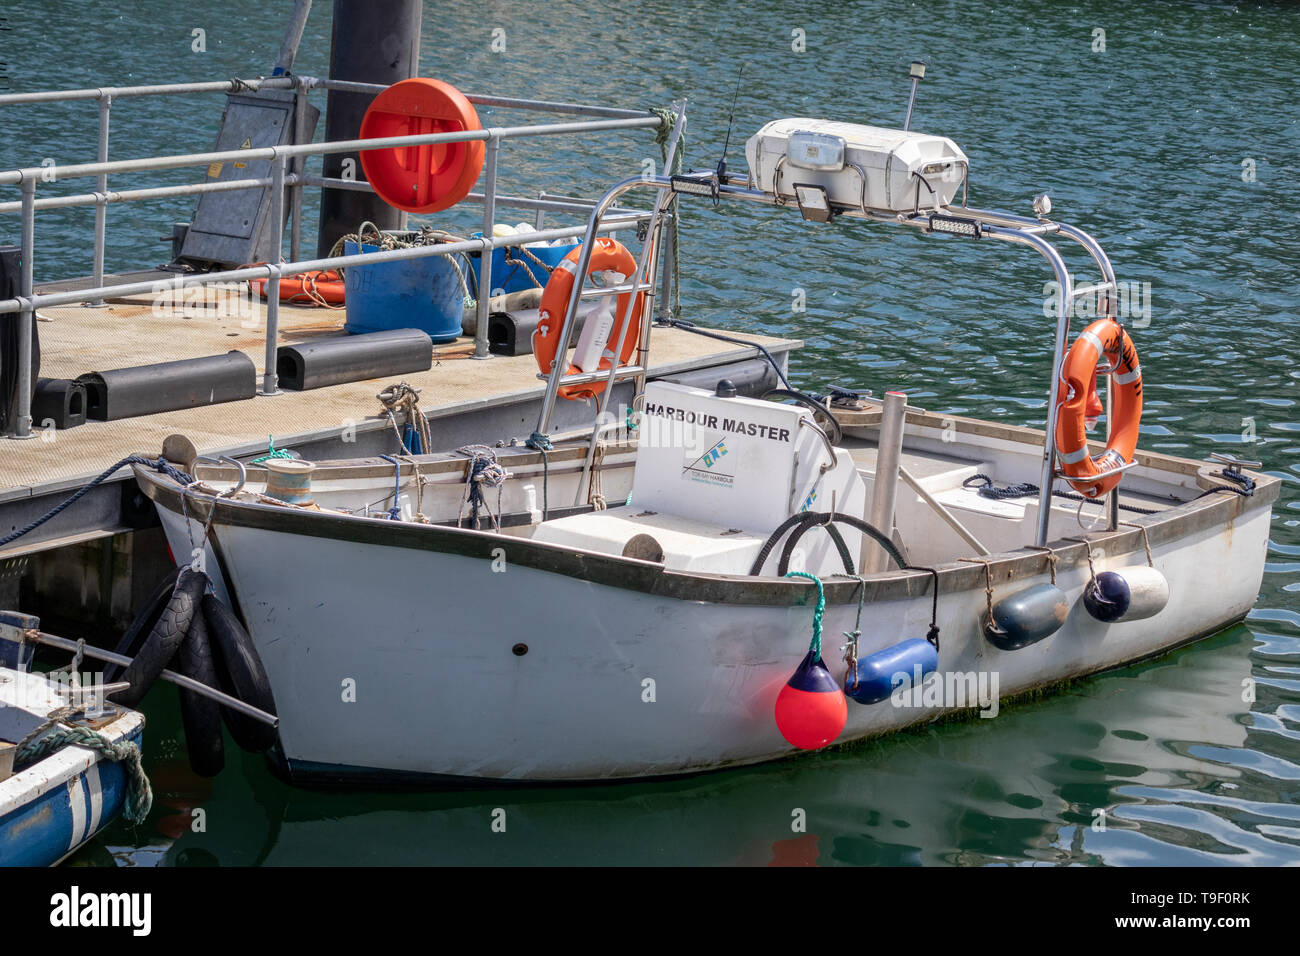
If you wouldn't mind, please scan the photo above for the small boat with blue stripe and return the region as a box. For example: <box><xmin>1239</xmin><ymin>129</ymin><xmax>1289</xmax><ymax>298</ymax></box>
<box><xmin>0</xmin><ymin>612</ymin><xmax>150</xmax><ymax>867</ymax></box>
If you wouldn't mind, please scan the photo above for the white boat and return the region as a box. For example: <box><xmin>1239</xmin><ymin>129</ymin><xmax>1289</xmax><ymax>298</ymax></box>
<box><xmin>0</xmin><ymin>612</ymin><xmax>149</xmax><ymax>866</ymax></box>
<box><xmin>133</xmin><ymin>109</ymin><xmax>1278</xmax><ymax>786</ymax></box>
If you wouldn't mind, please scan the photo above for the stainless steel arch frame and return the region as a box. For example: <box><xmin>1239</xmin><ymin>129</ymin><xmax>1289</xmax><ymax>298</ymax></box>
<box><xmin>535</xmin><ymin>174</ymin><xmax>1125</xmax><ymax>547</ymax></box>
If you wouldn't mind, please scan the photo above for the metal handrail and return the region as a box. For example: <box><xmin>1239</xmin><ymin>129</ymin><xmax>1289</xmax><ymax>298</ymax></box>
<box><xmin>531</xmin><ymin>171</ymin><xmax>1123</xmax><ymax>547</ymax></box>
<box><xmin>0</xmin><ymin>82</ymin><xmax>677</xmax><ymax>439</ymax></box>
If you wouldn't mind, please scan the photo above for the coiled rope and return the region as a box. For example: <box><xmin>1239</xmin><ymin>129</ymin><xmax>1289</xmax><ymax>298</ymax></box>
<box><xmin>16</xmin><ymin>723</ymin><xmax>152</xmax><ymax>824</ymax></box>
<box><xmin>378</xmin><ymin>382</ymin><xmax>432</xmax><ymax>456</ymax></box>
<box><xmin>961</xmin><ymin>473</ymin><xmax>1159</xmax><ymax>516</ymax></box>
<box><xmin>456</xmin><ymin>445</ymin><xmax>509</xmax><ymax>530</ymax></box>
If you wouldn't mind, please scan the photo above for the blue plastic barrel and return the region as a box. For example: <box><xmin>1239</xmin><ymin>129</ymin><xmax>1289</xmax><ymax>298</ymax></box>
<box><xmin>468</xmin><ymin>239</ymin><xmax>581</xmax><ymax>296</ymax></box>
<box><xmin>343</xmin><ymin>239</ymin><xmax>465</xmax><ymax>344</ymax></box>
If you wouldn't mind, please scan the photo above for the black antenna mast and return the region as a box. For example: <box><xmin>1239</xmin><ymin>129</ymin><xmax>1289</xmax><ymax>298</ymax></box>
<box><xmin>716</xmin><ymin>66</ymin><xmax>745</xmax><ymax>182</ymax></box>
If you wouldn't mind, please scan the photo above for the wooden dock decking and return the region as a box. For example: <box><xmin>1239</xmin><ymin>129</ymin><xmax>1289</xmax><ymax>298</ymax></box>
<box><xmin>1</xmin><ymin>285</ymin><xmax>798</xmax><ymax>555</ymax></box>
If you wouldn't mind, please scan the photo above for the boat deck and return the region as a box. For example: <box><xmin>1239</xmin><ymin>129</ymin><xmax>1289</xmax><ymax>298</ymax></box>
<box><xmin>1</xmin><ymin>285</ymin><xmax>797</xmax><ymax>556</ymax></box>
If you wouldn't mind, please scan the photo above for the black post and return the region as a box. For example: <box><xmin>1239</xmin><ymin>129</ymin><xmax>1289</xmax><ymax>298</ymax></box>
<box><xmin>315</xmin><ymin>0</ymin><xmax>422</xmax><ymax>257</ymax></box>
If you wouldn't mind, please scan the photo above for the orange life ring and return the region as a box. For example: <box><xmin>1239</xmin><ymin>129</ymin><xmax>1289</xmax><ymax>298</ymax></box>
<box><xmin>533</xmin><ymin>238</ymin><xmax>644</xmax><ymax>401</ymax></box>
<box><xmin>251</xmin><ymin>271</ymin><xmax>346</xmax><ymax>308</ymax></box>
<box><xmin>359</xmin><ymin>78</ymin><xmax>484</xmax><ymax>215</ymax></box>
<box><xmin>1054</xmin><ymin>317</ymin><xmax>1142</xmax><ymax>498</ymax></box>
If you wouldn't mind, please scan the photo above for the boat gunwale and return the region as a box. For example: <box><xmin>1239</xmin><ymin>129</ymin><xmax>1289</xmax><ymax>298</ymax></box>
<box><xmin>133</xmin><ymin>451</ymin><xmax>1279</xmax><ymax>609</ymax></box>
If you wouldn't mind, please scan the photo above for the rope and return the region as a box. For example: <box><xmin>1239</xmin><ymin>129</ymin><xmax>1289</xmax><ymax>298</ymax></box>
<box><xmin>1025</xmin><ymin>545</ymin><xmax>1059</xmax><ymax>585</ymax></box>
<box><xmin>1064</xmin><ymin>537</ymin><xmax>1099</xmax><ymax>584</ymax></box>
<box><xmin>329</xmin><ymin>223</ymin><xmax>474</xmax><ymax>305</ymax></box>
<box><xmin>526</xmin><ymin>432</ymin><xmax>553</xmax><ymax>521</ymax></box>
<box><xmin>1120</xmin><ymin>521</ymin><xmax>1154</xmax><ymax>567</ymax></box>
<box><xmin>377</xmin><ymin>382</ymin><xmax>432</xmax><ymax>456</ymax></box>
<box><xmin>456</xmin><ymin>445</ymin><xmax>509</xmax><ymax>530</ymax></box>
<box><xmin>840</xmin><ymin>576</ymin><xmax>869</xmax><ymax>692</ymax></box>
<box><xmin>0</xmin><ymin>456</ymin><xmax>191</xmax><ymax>549</ymax></box>
<box><xmin>649</xmin><ymin>106</ymin><xmax>684</xmax><ymax>318</ymax></box>
<box><xmin>960</xmin><ymin>557</ymin><xmax>998</xmax><ymax>641</ymax></box>
<box><xmin>785</xmin><ymin>570</ymin><xmax>825</xmax><ymax>658</ymax></box>
<box><xmin>962</xmin><ymin>473</ymin><xmax>1159</xmax><ymax>516</ymax></box>
<box><xmin>1196</xmin><ymin>469</ymin><xmax>1257</xmax><ymax>501</ymax></box>
<box><xmin>378</xmin><ymin>455</ymin><xmax>403</xmax><ymax>520</ymax></box>
<box><xmin>589</xmin><ymin>441</ymin><xmax>607</xmax><ymax>510</ymax></box>
<box><xmin>16</xmin><ymin>724</ymin><xmax>152</xmax><ymax>824</ymax></box>
<box><xmin>250</xmin><ymin>435</ymin><xmax>295</xmax><ymax>464</ymax></box>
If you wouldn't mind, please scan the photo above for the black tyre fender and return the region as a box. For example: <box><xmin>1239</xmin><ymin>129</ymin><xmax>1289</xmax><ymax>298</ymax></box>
<box><xmin>174</xmin><ymin>609</ymin><xmax>225</xmax><ymax>777</ymax></box>
<box><xmin>113</xmin><ymin>568</ymin><xmax>208</xmax><ymax>709</ymax></box>
<box><xmin>105</xmin><ymin>567</ymin><xmax>179</xmax><ymax>684</ymax></box>
<box><xmin>202</xmin><ymin>593</ymin><xmax>278</xmax><ymax>753</ymax></box>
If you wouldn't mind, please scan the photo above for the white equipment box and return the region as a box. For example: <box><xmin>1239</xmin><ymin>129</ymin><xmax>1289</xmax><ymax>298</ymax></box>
<box><xmin>745</xmin><ymin>118</ymin><xmax>968</xmax><ymax>214</ymax></box>
<box><xmin>534</xmin><ymin>382</ymin><xmax>867</xmax><ymax>575</ymax></box>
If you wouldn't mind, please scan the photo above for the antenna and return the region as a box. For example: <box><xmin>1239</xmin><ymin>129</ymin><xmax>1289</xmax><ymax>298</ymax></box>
<box><xmin>716</xmin><ymin>66</ymin><xmax>745</xmax><ymax>181</ymax></box>
<box><xmin>903</xmin><ymin>60</ymin><xmax>926</xmax><ymax>131</ymax></box>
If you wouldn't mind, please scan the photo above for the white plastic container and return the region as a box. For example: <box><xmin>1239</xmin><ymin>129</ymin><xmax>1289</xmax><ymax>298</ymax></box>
<box><xmin>745</xmin><ymin>118</ymin><xmax>968</xmax><ymax>213</ymax></box>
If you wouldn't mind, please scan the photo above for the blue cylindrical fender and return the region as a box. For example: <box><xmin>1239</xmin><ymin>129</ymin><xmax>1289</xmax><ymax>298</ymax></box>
<box><xmin>985</xmin><ymin>582</ymin><xmax>1069</xmax><ymax>651</ymax></box>
<box><xmin>1083</xmin><ymin>566</ymin><xmax>1169</xmax><ymax>623</ymax></box>
<box><xmin>844</xmin><ymin>638</ymin><xmax>938</xmax><ymax>705</ymax></box>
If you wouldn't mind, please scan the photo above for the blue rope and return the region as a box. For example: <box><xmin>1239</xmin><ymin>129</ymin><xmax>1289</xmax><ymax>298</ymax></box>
<box><xmin>378</xmin><ymin>455</ymin><xmax>402</xmax><ymax>520</ymax></box>
<box><xmin>0</xmin><ymin>456</ymin><xmax>192</xmax><ymax>549</ymax></box>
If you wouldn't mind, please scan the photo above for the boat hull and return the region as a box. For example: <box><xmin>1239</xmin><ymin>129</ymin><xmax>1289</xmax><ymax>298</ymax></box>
<box><xmin>0</xmin><ymin>672</ymin><xmax>145</xmax><ymax>866</ymax></box>
<box><xmin>142</xmin><ymin>469</ymin><xmax>1273</xmax><ymax>784</ymax></box>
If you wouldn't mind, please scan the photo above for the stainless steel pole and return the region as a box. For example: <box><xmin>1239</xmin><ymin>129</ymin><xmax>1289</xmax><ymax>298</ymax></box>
<box><xmin>865</xmin><ymin>391</ymin><xmax>907</xmax><ymax>572</ymax></box>
<box><xmin>262</xmin><ymin>155</ymin><xmax>287</xmax><ymax>395</ymax></box>
<box><xmin>273</xmin><ymin>0</ymin><xmax>313</xmax><ymax>76</ymax></box>
<box><xmin>14</xmin><ymin>178</ymin><xmax>36</xmax><ymax>439</ymax></box>
<box><xmin>472</xmin><ymin>135</ymin><xmax>500</xmax><ymax>359</ymax></box>
<box><xmin>290</xmin><ymin>78</ymin><xmax>308</xmax><ymax>262</ymax></box>
<box><xmin>89</xmin><ymin>93</ymin><xmax>111</xmax><ymax>305</ymax></box>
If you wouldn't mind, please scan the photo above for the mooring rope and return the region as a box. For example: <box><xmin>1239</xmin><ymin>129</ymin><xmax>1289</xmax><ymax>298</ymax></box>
<box><xmin>377</xmin><ymin>382</ymin><xmax>432</xmax><ymax>456</ymax></box>
<box><xmin>456</xmin><ymin>445</ymin><xmax>509</xmax><ymax>530</ymax></box>
<box><xmin>784</xmin><ymin>570</ymin><xmax>826</xmax><ymax>658</ymax></box>
<box><xmin>0</xmin><ymin>456</ymin><xmax>191</xmax><ymax>549</ymax></box>
<box><xmin>16</xmin><ymin>723</ymin><xmax>153</xmax><ymax>824</ymax></box>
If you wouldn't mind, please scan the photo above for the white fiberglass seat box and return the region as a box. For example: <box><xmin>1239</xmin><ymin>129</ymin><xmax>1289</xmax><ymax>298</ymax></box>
<box><xmin>532</xmin><ymin>382</ymin><xmax>867</xmax><ymax>574</ymax></box>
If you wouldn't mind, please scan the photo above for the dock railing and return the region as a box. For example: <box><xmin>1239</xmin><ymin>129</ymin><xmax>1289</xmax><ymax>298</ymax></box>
<box><xmin>0</xmin><ymin>75</ymin><xmax>682</xmax><ymax>438</ymax></box>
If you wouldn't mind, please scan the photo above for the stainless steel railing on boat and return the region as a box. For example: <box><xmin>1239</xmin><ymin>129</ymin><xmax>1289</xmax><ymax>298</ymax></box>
<box><xmin>539</xmin><ymin>170</ymin><xmax>1124</xmax><ymax>547</ymax></box>
<box><xmin>0</xmin><ymin>75</ymin><xmax>683</xmax><ymax>437</ymax></box>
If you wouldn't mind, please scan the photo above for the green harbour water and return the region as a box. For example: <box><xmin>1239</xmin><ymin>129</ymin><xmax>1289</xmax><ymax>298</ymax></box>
<box><xmin>2</xmin><ymin>0</ymin><xmax>1298</xmax><ymax>866</ymax></box>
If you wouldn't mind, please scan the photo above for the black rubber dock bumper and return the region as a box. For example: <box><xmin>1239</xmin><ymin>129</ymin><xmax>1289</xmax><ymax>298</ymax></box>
<box><xmin>487</xmin><ymin>302</ymin><xmax>595</xmax><ymax>357</ymax></box>
<box><xmin>276</xmin><ymin>328</ymin><xmax>433</xmax><ymax>391</ymax></box>
<box><xmin>76</xmin><ymin>351</ymin><xmax>256</xmax><ymax>421</ymax></box>
<box><xmin>31</xmin><ymin>378</ymin><xmax>87</xmax><ymax>429</ymax></box>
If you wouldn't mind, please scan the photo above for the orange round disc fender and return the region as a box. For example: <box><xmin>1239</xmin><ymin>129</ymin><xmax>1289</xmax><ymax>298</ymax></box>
<box><xmin>533</xmin><ymin>238</ymin><xmax>645</xmax><ymax>401</ymax></box>
<box><xmin>1054</xmin><ymin>318</ymin><xmax>1142</xmax><ymax>498</ymax></box>
<box><xmin>359</xmin><ymin>78</ymin><xmax>485</xmax><ymax>214</ymax></box>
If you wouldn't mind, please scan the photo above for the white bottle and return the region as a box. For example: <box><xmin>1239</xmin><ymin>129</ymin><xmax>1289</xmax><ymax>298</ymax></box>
<box><xmin>571</xmin><ymin>271</ymin><xmax>625</xmax><ymax>372</ymax></box>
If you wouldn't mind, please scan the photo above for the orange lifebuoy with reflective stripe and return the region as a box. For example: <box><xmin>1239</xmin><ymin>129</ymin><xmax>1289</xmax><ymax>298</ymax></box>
<box><xmin>533</xmin><ymin>238</ymin><xmax>644</xmax><ymax>401</ymax></box>
<box><xmin>1054</xmin><ymin>317</ymin><xmax>1142</xmax><ymax>498</ymax></box>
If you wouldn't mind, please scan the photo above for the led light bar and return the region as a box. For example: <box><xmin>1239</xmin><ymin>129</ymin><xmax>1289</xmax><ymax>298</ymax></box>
<box><xmin>669</xmin><ymin>172</ymin><xmax>719</xmax><ymax>197</ymax></box>
<box><xmin>927</xmin><ymin>213</ymin><xmax>981</xmax><ymax>238</ymax></box>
